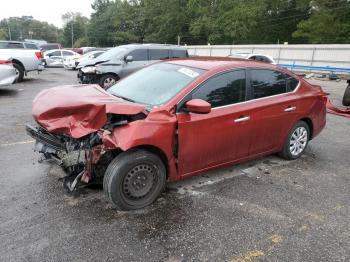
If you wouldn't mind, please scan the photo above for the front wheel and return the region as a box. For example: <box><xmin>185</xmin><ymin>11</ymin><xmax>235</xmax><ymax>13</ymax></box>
<box><xmin>279</xmin><ymin>121</ymin><xmax>310</xmax><ymax>160</ymax></box>
<box><xmin>99</xmin><ymin>74</ymin><xmax>118</xmax><ymax>90</ymax></box>
<box><xmin>103</xmin><ymin>150</ymin><xmax>166</xmax><ymax>210</ymax></box>
<box><xmin>342</xmin><ymin>84</ymin><xmax>350</xmax><ymax>106</ymax></box>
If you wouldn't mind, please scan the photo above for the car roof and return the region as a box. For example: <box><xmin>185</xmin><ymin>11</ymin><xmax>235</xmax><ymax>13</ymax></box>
<box><xmin>119</xmin><ymin>44</ymin><xmax>186</xmax><ymax>50</ymax></box>
<box><xmin>166</xmin><ymin>57</ymin><xmax>279</xmax><ymax>71</ymax></box>
<box><xmin>0</xmin><ymin>40</ymin><xmax>24</xmax><ymax>44</ymax></box>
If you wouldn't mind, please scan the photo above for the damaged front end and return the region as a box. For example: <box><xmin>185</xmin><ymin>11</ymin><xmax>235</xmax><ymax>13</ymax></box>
<box><xmin>26</xmin><ymin>124</ymin><xmax>105</xmax><ymax>191</ymax></box>
<box><xmin>27</xmin><ymin>84</ymin><xmax>149</xmax><ymax>191</ymax></box>
<box><xmin>26</xmin><ymin>112</ymin><xmax>147</xmax><ymax>191</ymax></box>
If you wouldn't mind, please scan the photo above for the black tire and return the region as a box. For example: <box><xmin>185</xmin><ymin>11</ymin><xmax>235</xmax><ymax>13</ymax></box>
<box><xmin>99</xmin><ymin>74</ymin><xmax>118</xmax><ymax>90</ymax></box>
<box><xmin>103</xmin><ymin>150</ymin><xmax>166</xmax><ymax>210</ymax></box>
<box><xmin>279</xmin><ymin>121</ymin><xmax>310</xmax><ymax>160</ymax></box>
<box><xmin>13</xmin><ymin>63</ymin><xmax>25</xmax><ymax>82</ymax></box>
<box><xmin>342</xmin><ymin>84</ymin><xmax>350</xmax><ymax>106</ymax></box>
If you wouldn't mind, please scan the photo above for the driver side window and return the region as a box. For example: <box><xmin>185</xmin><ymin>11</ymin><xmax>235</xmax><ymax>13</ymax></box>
<box><xmin>127</xmin><ymin>49</ymin><xmax>148</xmax><ymax>61</ymax></box>
<box><xmin>192</xmin><ymin>70</ymin><xmax>246</xmax><ymax>108</ymax></box>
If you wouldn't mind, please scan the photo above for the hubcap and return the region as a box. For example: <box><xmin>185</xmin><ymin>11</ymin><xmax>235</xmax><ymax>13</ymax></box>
<box><xmin>103</xmin><ymin>77</ymin><xmax>116</xmax><ymax>88</ymax></box>
<box><xmin>122</xmin><ymin>164</ymin><xmax>156</xmax><ymax>200</ymax></box>
<box><xmin>290</xmin><ymin>127</ymin><xmax>308</xmax><ymax>156</ymax></box>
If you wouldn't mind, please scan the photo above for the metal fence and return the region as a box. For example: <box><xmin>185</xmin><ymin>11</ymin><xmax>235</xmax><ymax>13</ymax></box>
<box><xmin>186</xmin><ymin>44</ymin><xmax>350</xmax><ymax>74</ymax></box>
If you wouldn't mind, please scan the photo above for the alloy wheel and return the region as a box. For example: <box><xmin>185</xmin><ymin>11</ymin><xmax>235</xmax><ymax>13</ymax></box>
<box><xmin>289</xmin><ymin>126</ymin><xmax>308</xmax><ymax>156</ymax></box>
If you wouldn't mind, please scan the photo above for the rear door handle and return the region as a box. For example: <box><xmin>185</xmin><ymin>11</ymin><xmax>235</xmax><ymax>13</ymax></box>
<box><xmin>234</xmin><ymin>116</ymin><xmax>250</xmax><ymax>123</ymax></box>
<box><xmin>284</xmin><ymin>106</ymin><xmax>296</xmax><ymax>112</ymax></box>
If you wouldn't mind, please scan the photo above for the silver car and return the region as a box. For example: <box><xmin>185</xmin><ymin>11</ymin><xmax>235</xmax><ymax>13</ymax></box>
<box><xmin>0</xmin><ymin>59</ymin><xmax>17</xmax><ymax>86</ymax></box>
<box><xmin>77</xmin><ymin>44</ymin><xmax>189</xmax><ymax>89</ymax></box>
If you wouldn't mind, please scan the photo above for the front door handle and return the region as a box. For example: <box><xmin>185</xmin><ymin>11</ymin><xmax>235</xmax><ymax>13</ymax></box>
<box><xmin>284</xmin><ymin>106</ymin><xmax>296</xmax><ymax>112</ymax></box>
<box><xmin>234</xmin><ymin>116</ymin><xmax>250</xmax><ymax>123</ymax></box>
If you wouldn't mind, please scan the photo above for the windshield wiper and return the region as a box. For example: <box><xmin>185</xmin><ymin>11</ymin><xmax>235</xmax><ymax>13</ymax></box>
<box><xmin>114</xmin><ymin>94</ymin><xmax>135</xmax><ymax>103</ymax></box>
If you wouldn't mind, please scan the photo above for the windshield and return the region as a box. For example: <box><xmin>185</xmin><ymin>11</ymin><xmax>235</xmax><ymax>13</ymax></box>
<box><xmin>108</xmin><ymin>63</ymin><xmax>205</xmax><ymax>106</ymax></box>
<box><xmin>97</xmin><ymin>46</ymin><xmax>128</xmax><ymax>61</ymax></box>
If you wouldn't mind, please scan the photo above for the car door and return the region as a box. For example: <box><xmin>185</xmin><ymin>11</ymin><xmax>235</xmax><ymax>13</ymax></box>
<box><xmin>246</xmin><ymin>69</ymin><xmax>301</xmax><ymax>155</ymax></box>
<box><xmin>48</xmin><ymin>50</ymin><xmax>63</xmax><ymax>65</ymax></box>
<box><xmin>120</xmin><ymin>49</ymin><xmax>149</xmax><ymax>78</ymax></box>
<box><xmin>177</xmin><ymin>69</ymin><xmax>252</xmax><ymax>176</ymax></box>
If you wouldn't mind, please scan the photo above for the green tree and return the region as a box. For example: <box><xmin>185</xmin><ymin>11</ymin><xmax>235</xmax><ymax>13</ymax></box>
<box><xmin>62</xmin><ymin>12</ymin><xmax>89</xmax><ymax>47</ymax></box>
<box><xmin>0</xmin><ymin>28</ymin><xmax>7</xmax><ymax>40</ymax></box>
<box><xmin>293</xmin><ymin>0</ymin><xmax>350</xmax><ymax>43</ymax></box>
<box><xmin>87</xmin><ymin>0</ymin><xmax>118</xmax><ymax>46</ymax></box>
<box><xmin>0</xmin><ymin>16</ymin><xmax>60</xmax><ymax>42</ymax></box>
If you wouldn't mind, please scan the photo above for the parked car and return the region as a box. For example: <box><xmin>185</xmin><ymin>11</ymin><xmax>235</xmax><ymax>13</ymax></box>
<box><xmin>39</xmin><ymin>43</ymin><xmax>62</xmax><ymax>52</ymax></box>
<box><xmin>0</xmin><ymin>59</ymin><xmax>17</xmax><ymax>86</ymax></box>
<box><xmin>0</xmin><ymin>48</ymin><xmax>44</xmax><ymax>82</ymax></box>
<box><xmin>77</xmin><ymin>44</ymin><xmax>189</xmax><ymax>89</ymax></box>
<box><xmin>43</xmin><ymin>49</ymin><xmax>80</xmax><ymax>67</ymax></box>
<box><xmin>228</xmin><ymin>53</ymin><xmax>276</xmax><ymax>64</ymax></box>
<box><xmin>27</xmin><ymin>57</ymin><xmax>327</xmax><ymax>210</ymax></box>
<box><xmin>69</xmin><ymin>50</ymin><xmax>105</xmax><ymax>70</ymax></box>
<box><xmin>0</xmin><ymin>40</ymin><xmax>39</xmax><ymax>50</ymax></box>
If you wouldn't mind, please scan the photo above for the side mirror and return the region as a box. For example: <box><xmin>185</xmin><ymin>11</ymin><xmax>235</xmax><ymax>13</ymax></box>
<box><xmin>185</xmin><ymin>99</ymin><xmax>211</xmax><ymax>114</ymax></box>
<box><xmin>125</xmin><ymin>55</ymin><xmax>133</xmax><ymax>63</ymax></box>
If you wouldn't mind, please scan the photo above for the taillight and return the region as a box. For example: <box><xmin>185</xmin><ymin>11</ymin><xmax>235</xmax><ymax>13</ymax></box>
<box><xmin>0</xmin><ymin>60</ymin><xmax>12</xmax><ymax>65</ymax></box>
<box><xmin>35</xmin><ymin>51</ymin><xmax>43</xmax><ymax>60</ymax></box>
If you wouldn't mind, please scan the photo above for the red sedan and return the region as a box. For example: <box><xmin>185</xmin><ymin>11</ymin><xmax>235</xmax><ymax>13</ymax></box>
<box><xmin>26</xmin><ymin>57</ymin><xmax>327</xmax><ymax>210</ymax></box>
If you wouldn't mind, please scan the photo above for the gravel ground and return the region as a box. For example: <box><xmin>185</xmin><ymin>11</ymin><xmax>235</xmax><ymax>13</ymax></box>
<box><xmin>0</xmin><ymin>68</ymin><xmax>349</xmax><ymax>262</ymax></box>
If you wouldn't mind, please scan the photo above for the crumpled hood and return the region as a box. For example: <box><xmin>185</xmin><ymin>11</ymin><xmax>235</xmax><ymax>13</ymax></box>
<box><xmin>32</xmin><ymin>84</ymin><xmax>146</xmax><ymax>138</ymax></box>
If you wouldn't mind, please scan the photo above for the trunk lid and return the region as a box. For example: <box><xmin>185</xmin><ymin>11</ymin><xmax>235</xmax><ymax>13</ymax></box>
<box><xmin>32</xmin><ymin>84</ymin><xmax>146</xmax><ymax>138</ymax></box>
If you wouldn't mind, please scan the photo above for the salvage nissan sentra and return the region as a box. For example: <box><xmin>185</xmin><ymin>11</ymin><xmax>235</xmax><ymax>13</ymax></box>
<box><xmin>26</xmin><ymin>58</ymin><xmax>327</xmax><ymax>210</ymax></box>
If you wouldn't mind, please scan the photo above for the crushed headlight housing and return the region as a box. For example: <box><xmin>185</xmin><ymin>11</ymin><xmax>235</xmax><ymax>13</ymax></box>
<box><xmin>81</xmin><ymin>66</ymin><xmax>97</xmax><ymax>74</ymax></box>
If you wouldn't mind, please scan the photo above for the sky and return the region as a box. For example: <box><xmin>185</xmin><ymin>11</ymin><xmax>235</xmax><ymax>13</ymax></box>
<box><xmin>0</xmin><ymin>0</ymin><xmax>95</xmax><ymax>28</ymax></box>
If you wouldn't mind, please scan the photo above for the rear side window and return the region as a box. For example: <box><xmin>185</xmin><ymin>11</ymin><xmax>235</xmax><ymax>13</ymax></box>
<box><xmin>192</xmin><ymin>70</ymin><xmax>246</xmax><ymax>108</ymax></box>
<box><xmin>7</xmin><ymin>42</ymin><xmax>24</xmax><ymax>49</ymax></box>
<box><xmin>250</xmin><ymin>69</ymin><xmax>287</xmax><ymax>99</ymax></box>
<box><xmin>149</xmin><ymin>49</ymin><xmax>170</xmax><ymax>60</ymax></box>
<box><xmin>63</xmin><ymin>51</ymin><xmax>73</xmax><ymax>56</ymax></box>
<box><xmin>171</xmin><ymin>49</ymin><xmax>188</xmax><ymax>58</ymax></box>
<box><xmin>127</xmin><ymin>49</ymin><xmax>148</xmax><ymax>61</ymax></box>
<box><xmin>24</xmin><ymin>43</ymin><xmax>38</xmax><ymax>49</ymax></box>
<box><xmin>50</xmin><ymin>51</ymin><xmax>61</xmax><ymax>56</ymax></box>
<box><xmin>286</xmin><ymin>75</ymin><xmax>299</xmax><ymax>91</ymax></box>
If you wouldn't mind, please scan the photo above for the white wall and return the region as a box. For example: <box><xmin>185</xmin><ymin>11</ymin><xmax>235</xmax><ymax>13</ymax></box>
<box><xmin>186</xmin><ymin>44</ymin><xmax>350</xmax><ymax>69</ymax></box>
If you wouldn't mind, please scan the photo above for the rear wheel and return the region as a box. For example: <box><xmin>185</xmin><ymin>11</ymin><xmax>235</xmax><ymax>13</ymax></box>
<box><xmin>103</xmin><ymin>150</ymin><xmax>166</xmax><ymax>210</ymax></box>
<box><xmin>279</xmin><ymin>121</ymin><xmax>310</xmax><ymax>160</ymax></box>
<box><xmin>342</xmin><ymin>84</ymin><xmax>350</xmax><ymax>106</ymax></box>
<box><xmin>13</xmin><ymin>63</ymin><xmax>25</xmax><ymax>82</ymax></box>
<box><xmin>99</xmin><ymin>74</ymin><xmax>118</xmax><ymax>90</ymax></box>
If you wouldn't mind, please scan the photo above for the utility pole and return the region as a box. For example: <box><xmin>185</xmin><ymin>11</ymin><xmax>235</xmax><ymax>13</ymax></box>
<box><xmin>71</xmin><ymin>15</ymin><xmax>75</xmax><ymax>48</ymax></box>
<box><xmin>177</xmin><ymin>35</ymin><xmax>180</xmax><ymax>46</ymax></box>
<box><xmin>7</xmin><ymin>19</ymin><xmax>12</xmax><ymax>40</ymax></box>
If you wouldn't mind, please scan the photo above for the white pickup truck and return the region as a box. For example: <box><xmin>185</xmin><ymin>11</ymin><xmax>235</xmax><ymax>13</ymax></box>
<box><xmin>0</xmin><ymin>49</ymin><xmax>44</xmax><ymax>82</ymax></box>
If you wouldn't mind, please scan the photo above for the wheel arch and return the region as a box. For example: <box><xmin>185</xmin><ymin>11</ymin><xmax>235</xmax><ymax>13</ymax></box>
<box><xmin>299</xmin><ymin>117</ymin><xmax>314</xmax><ymax>139</ymax></box>
<box><xmin>11</xmin><ymin>59</ymin><xmax>25</xmax><ymax>71</ymax></box>
<box><xmin>109</xmin><ymin>145</ymin><xmax>169</xmax><ymax>178</ymax></box>
<box><xmin>101</xmin><ymin>72</ymin><xmax>120</xmax><ymax>79</ymax></box>
<box><xmin>131</xmin><ymin>145</ymin><xmax>169</xmax><ymax>177</ymax></box>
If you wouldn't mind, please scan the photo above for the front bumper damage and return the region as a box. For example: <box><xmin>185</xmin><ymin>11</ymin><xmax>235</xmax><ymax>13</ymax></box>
<box><xmin>26</xmin><ymin>124</ymin><xmax>105</xmax><ymax>190</ymax></box>
<box><xmin>77</xmin><ymin>70</ymin><xmax>100</xmax><ymax>84</ymax></box>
